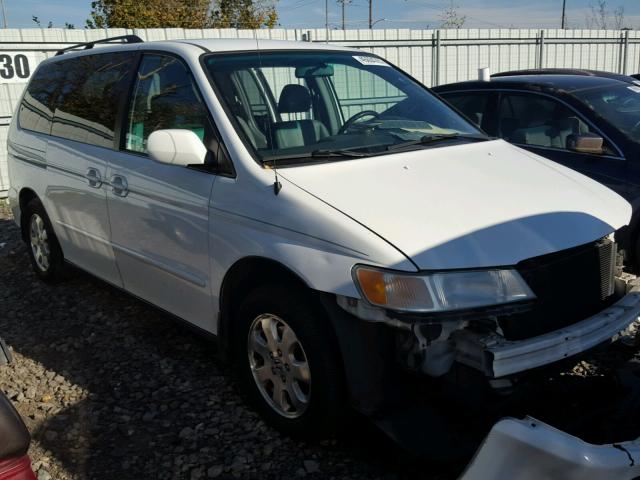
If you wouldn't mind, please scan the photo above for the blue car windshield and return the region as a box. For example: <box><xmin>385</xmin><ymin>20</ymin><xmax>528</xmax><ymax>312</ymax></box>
<box><xmin>573</xmin><ymin>84</ymin><xmax>640</xmax><ymax>143</ymax></box>
<box><xmin>203</xmin><ymin>51</ymin><xmax>483</xmax><ymax>163</ymax></box>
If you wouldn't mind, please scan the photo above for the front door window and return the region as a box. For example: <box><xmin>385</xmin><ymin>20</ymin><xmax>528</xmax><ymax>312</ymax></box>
<box><xmin>497</xmin><ymin>93</ymin><xmax>612</xmax><ymax>154</ymax></box>
<box><xmin>125</xmin><ymin>54</ymin><xmax>208</xmax><ymax>154</ymax></box>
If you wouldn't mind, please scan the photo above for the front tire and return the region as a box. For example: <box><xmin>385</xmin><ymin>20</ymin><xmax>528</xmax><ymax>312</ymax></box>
<box><xmin>22</xmin><ymin>198</ymin><xmax>65</xmax><ymax>283</ymax></box>
<box><xmin>235</xmin><ymin>283</ymin><xmax>344</xmax><ymax>438</ymax></box>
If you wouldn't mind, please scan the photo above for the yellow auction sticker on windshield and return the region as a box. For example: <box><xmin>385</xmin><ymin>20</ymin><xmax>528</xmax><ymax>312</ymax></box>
<box><xmin>353</xmin><ymin>56</ymin><xmax>390</xmax><ymax>67</ymax></box>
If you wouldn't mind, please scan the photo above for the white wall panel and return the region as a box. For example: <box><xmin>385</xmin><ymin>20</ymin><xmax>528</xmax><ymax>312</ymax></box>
<box><xmin>0</xmin><ymin>27</ymin><xmax>639</xmax><ymax>195</ymax></box>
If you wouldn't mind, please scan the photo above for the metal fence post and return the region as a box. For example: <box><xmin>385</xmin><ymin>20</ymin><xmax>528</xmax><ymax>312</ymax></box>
<box><xmin>537</xmin><ymin>29</ymin><xmax>545</xmax><ymax>68</ymax></box>
<box><xmin>432</xmin><ymin>29</ymin><xmax>441</xmax><ymax>87</ymax></box>
<box><xmin>622</xmin><ymin>29</ymin><xmax>630</xmax><ymax>75</ymax></box>
<box><xmin>618</xmin><ymin>31</ymin><xmax>625</xmax><ymax>74</ymax></box>
<box><xmin>431</xmin><ymin>31</ymin><xmax>436</xmax><ymax>86</ymax></box>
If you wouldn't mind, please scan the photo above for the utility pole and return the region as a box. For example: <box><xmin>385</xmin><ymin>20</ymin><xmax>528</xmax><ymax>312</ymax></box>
<box><xmin>325</xmin><ymin>0</ymin><xmax>329</xmax><ymax>40</ymax></box>
<box><xmin>561</xmin><ymin>0</ymin><xmax>567</xmax><ymax>29</ymax></box>
<box><xmin>0</xmin><ymin>0</ymin><xmax>7</xmax><ymax>29</ymax></box>
<box><xmin>368</xmin><ymin>0</ymin><xmax>373</xmax><ymax>29</ymax></box>
<box><xmin>338</xmin><ymin>0</ymin><xmax>351</xmax><ymax>30</ymax></box>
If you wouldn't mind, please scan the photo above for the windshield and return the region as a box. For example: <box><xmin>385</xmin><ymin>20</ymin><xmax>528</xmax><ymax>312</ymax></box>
<box><xmin>203</xmin><ymin>51</ymin><xmax>483</xmax><ymax>164</ymax></box>
<box><xmin>573</xmin><ymin>84</ymin><xmax>640</xmax><ymax>143</ymax></box>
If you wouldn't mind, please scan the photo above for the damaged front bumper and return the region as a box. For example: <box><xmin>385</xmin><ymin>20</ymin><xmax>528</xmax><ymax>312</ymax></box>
<box><xmin>461</xmin><ymin>416</ymin><xmax>640</xmax><ymax>480</ymax></box>
<box><xmin>327</xmin><ymin>286</ymin><xmax>640</xmax><ymax>474</ymax></box>
<box><xmin>338</xmin><ymin>286</ymin><xmax>640</xmax><ymax>379</ymax></box>
<box><xmin>455</xmin><ymin>288</ymin><xmax>640</xmax><ymax>378</ymax></box>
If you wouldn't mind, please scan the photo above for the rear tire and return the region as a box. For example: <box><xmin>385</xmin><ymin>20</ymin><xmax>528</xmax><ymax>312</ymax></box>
<box><xmin>22</xmin><ymin>198</ymin><xmax>66</xmax><ymax>283</ymax></box>
<box><xmin>234</xmin><ymin>283</ymin><xmax>345</xmax><ymax>438</ymax></box>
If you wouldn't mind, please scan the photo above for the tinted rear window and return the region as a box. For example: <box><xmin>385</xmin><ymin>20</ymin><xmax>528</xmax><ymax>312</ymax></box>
<box><xmin>50</xmin><ymin>52</ymin><xmax>135</xmax><ymax>148</ymax></box>
<box><xmin>442</xmin><ymin>92</ymin><xmax>490</xmax><ymax>127</ymax></box>
<box><xmin>18</xmin><ymin>61</ymin><xmax>65</xmax><ymax>135</ymax></box>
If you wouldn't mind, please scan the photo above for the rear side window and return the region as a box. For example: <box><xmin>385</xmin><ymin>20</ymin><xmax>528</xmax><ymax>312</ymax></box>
<box><xmin>18</xmin><ymin>62</ymin><xmax>65</xmax><ymax>135</ymax></box>
<box><xmin>442</xmin><ymin>92</ymin><xmax>490</xmax><ymax>128</ymax></box>
<box><xmin>50</xmin><ymin>52</ymin><xmax>135</xmax><ymax>148</ymax></box>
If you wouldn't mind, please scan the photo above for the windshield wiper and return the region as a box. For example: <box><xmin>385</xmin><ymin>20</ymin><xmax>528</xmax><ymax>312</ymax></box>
<box><xmin>385</xmin><ymin>133</ymin><xmax>489</xmax><ymax>152</ymax></box>
<box><xmin>263</xmin><ymin>148</ymin><xmax>368</xmax><ymax>163</ymax></box>
<box><xmin>310</xmin><ymin>148</ymin><xmax>367</xmax><ymax>158</ymax></box>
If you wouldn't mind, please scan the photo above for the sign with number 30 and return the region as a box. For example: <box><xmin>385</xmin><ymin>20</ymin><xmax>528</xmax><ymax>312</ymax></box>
<box><xmin>0</xmin><ymin>53</ymin><xmax>35</xmax><ymax>83</ymax></box>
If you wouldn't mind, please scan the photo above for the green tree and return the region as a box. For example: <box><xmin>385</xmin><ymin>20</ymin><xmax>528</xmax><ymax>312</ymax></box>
<box><xmin>209</xmin><ymin>0</ymin><xmax>278</xmax><ymax>29</ymax></box>
<box><xmin>86</xmin><ymin>0</ymin><xmax>210</xmax><ymax>28</ymax></box>
<box><xmin>86</xmin><ymin>0</ymin><xmax>278</xmax><ymax>29</ymax></box>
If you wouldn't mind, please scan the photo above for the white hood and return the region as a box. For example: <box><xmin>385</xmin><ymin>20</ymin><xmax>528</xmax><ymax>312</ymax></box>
<box><xmin>280</xmin><ymin>140</ymin><xmax>631</xmax><ymax>270</ymax></box>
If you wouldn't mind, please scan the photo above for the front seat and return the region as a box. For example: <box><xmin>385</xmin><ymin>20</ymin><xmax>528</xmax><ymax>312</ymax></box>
<box><xmin>273</xmin><ymin>84</ymin><xmax>329</xmax><ymax>149</ymax></box>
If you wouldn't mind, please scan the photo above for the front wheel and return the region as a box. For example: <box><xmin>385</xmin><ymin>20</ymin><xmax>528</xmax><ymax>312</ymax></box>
<box><xmin>235</xmin><ymin>283</ymin><xmax>345</xmax><ymax>438</ymax></box>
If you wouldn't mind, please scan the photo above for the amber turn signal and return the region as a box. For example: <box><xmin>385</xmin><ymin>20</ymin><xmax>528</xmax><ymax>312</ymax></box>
<box><xmin>355</xmin><ymin>267</ymin><xmax>387</xmax><ymax>305</ymax></box>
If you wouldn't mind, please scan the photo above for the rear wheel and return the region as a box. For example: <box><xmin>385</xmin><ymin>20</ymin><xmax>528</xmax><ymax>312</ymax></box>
<box><xmin>235</xmin><ymin>283</ymin><xmax>344</xmax><ymax>437</ymax></box>
<box><xmin>22</xmin><ymin>199</ymin><xmax>65</xmax><ymax>282</ymax></box>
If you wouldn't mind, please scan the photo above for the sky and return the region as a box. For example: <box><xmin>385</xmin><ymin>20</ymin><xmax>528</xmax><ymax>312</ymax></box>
<box><xmin>3</xmin><ymin>0</ymin><xmax>640</xmax><ymax>30</ymax></box>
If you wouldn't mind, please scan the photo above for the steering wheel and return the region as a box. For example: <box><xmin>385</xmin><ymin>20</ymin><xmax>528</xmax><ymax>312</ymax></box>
<box><xmin>338</xmin><ymin>110</ymin><xmax>380</xmax><ymax>134</ymax></box>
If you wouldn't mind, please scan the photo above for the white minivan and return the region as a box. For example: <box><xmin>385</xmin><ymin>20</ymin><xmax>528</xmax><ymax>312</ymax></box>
<box><xmin>7</xmin><ymin>35</ymin><xmax>640</xmax><ymax>477</ymax></box>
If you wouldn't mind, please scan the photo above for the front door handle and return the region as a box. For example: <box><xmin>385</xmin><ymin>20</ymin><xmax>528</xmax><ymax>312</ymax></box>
<box><xmin>110</xmin><ymin>174</ymin><xmax>129</xmax><ymax>197</ymax></box>
<box><xmin>85</xmin><ymin>168</ymin><xmax>102</xmax><ymax>188</ymax></box>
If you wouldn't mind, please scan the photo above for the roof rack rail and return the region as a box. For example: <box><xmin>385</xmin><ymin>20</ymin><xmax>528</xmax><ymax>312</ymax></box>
<box><xmin>55</xmin><ymin>35</ymin><xmax>143</xmax><ymax>56</ymax></box>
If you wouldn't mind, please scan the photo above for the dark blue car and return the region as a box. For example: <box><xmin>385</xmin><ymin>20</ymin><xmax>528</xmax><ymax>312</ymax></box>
<box><xmin>433</xmin><ymin>74</ymin><xmax>640</xmax><ymax>266</ymax></box>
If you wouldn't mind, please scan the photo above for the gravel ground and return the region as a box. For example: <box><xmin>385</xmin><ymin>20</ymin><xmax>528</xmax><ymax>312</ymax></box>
<box><xmin>0</xmin><ymin>204</ymin><xmax>455</xmax><ymax>480</ymax></box>
<box><xmin>3</xmin><ymin>201</ymin><xmax>640</xmax><ymax>480</ymax></box>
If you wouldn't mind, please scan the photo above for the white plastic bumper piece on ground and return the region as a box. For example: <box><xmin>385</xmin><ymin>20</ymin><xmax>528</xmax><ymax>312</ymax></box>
<box><xmin>455</xmin><ymin>289</ymin><xmax>640</xmax><ymax>378</ymax></box>
<box><xmin>460</xmin><ymin>416</ymin><xmax>640</xmax><ymax>480</ymax></box>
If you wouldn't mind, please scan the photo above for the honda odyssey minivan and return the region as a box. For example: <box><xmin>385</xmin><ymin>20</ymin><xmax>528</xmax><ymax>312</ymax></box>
<box><xmin>7</xmin><ymin>35</ymin><xmax>640</xmax><ymax>477</ymax></box>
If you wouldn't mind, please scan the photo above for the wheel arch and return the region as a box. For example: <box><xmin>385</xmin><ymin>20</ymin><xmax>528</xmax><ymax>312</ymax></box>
<box><xmin>18</xmin><ymin>188</ymin><xmax>40</xmax><ymax>241</ymax></box>
<box><xmin>217</xmin><ymin>256</ymin><xmax>398</xmax><ymax>416</ymax></box>
<box><xmin>217</xmin><ymin>256</ymin><xmax>326</xmax><ymax>360</ymax></box>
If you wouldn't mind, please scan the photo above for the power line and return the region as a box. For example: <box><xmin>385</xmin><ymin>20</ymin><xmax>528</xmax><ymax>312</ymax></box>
<box><xmin>278</xmin><ymin>0</ymin><xmax>316</xmax><ymax>12</ymax></box>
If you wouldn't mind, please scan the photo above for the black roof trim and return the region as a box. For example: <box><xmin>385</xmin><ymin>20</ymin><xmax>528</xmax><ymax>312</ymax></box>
<box><xmin>433</xmin><ymin>73</ymin><xmax>631</xmax><ymax>94</ymax></box>
<box><xmin>492</xmin><ymin>68</ymin><xmax>639</xmax><ymax>85</ymax></box>
<box><xmin>55</xmin><ymin>35</ymin><xmax>143</xmax><ymax>56</ymax></box>
<box><xmin>493</xmin><ymin>68</ymin><xmax>601</xmax><ymax>78</ymax></box>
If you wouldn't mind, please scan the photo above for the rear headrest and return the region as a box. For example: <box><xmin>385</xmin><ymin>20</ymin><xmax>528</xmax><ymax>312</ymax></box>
<box><xmin>278</xmin><ymin>84</ymin><xmax>311</xmax><ymax>113</ymax></box>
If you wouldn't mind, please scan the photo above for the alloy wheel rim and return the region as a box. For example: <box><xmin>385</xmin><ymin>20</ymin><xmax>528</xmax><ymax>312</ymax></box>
<box><xmin>247</xmin><ymin>313</ymin><xmax>311</xmax><ymax>418</ymax></box>
<box><xmin>29</xmin><ymin>214</ymin><xmax>50</xmax><ymax>272</ymax></box>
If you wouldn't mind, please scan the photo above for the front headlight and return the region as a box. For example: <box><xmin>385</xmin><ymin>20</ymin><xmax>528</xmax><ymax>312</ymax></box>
<box><xmin>353</xmin><ymin>265</ymin><xmax>536</xmax><ymax>313</ymax></box>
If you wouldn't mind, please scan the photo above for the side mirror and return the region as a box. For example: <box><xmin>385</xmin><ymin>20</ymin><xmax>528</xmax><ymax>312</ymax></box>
<box><xmin>567</xmin><ymin>133</ymin><xmax>604</xmax><ymax>155</ymax></box>
<box><xmin>147</xmin><ymin>129</ymin><xmax>207</xmax><ymax>166</ymax></box>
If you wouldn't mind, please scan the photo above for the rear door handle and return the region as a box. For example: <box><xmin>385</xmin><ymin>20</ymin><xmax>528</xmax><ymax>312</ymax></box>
<box><xmin>109</xmin><ymin>174</ymin><xmax>129</xmax><ymax>197</ymax></box>
<box><xmin>85</xmin><ymin>168</ymin><xmax>102</xmax><ymax>188</ymax></box>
